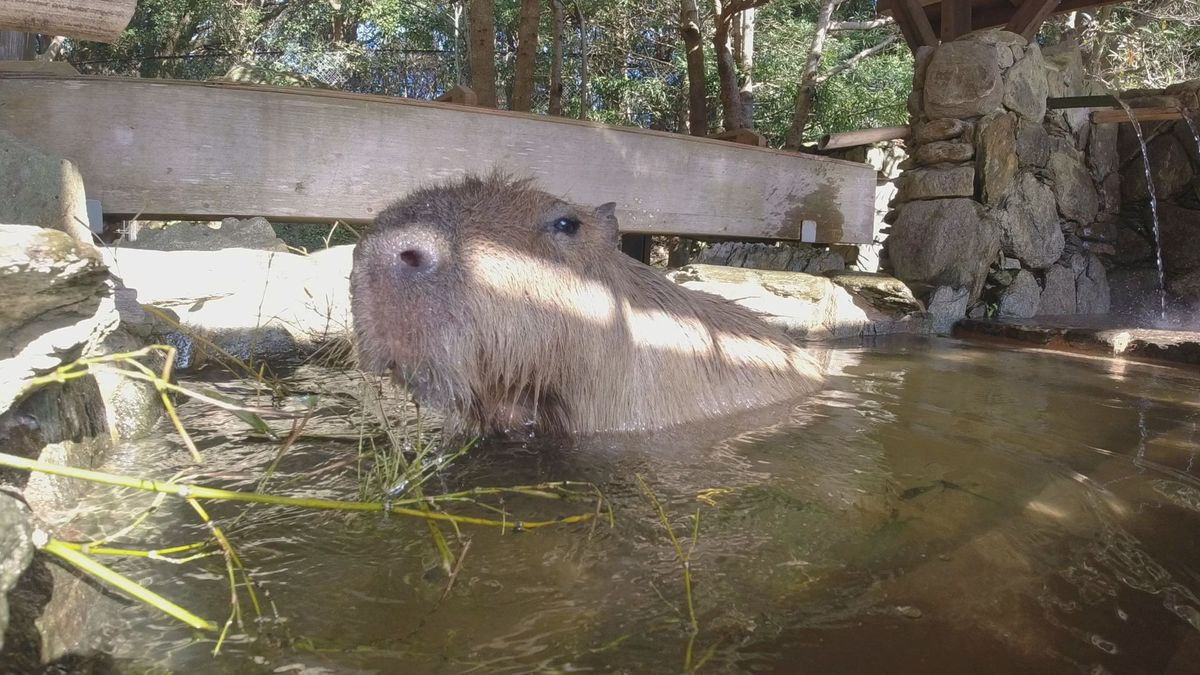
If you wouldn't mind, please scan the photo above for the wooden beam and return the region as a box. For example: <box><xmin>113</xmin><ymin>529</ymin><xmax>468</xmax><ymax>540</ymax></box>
<box><xmin>940</xmin><ymin>0</ymin><xmax>972</xmax><ymax>41</ymax></box>
<box><xmin>1091</xmin><ymin>107</ymin><xmax>1185</xmax><ymax>125</ymax></box>
<box><xmin>0</xmin><ymin>75</ymin><xmax>877</xmax><ymax>244</ymax></box>
<box><xmin>878</xmin><ymin>0</ymin><xmax>1125</xmax><ymax>33</ymax></box>
<box><xmin>1004</xmin><ymin>0</ymin><xmax>1061</xmax><ymax>40</ymax></box>
<box><xmin>818</xmin><ymin>125</ymin><xmax>909</xmax><ymax>151</ymax></box>
<box><xmin>0</xmin><ymin>0</ymin><xmax>136</xmax><ymax>43</ymax></box>
<box><xmin>434</xmin><ymin>84</ymin><xmax>478</xmax><ymax>106</ymax></box>
<box><xmin>896</xmin><ymin>0</ymin><xmax>938</xmax><ymax>49</ymax></box>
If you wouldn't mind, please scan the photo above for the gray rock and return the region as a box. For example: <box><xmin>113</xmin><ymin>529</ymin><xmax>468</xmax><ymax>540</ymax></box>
<box><xmin>1165</xmin><ymin>79</ymin><xmax>1200</xmax><ymax>111</ymax></box>
<box><xmin>997</xmin><ymin>269</ymin><xmax>1040</xmax><ymax>317</ymax></box>
<box><xmin>1048</xmin><ymin>149</ymin><xmax>1100</xmax><ymax>225</ymax></box>
<box><xmin>1015</xmin><ymin>119</ymin><xmax>1051</xmax><ymax>168</ymax></box>
<box><xmin>1038</xmin><ymin>264</ymin><xmax>1076</xmax><ymax>315</ymax></box>
<box><xmin>1075</xmin><ymin>252</ymin><xmax>1111</xmax><ymax>313</ymax></box>
<box><xmin>963</xmin><ymin>29</ymin><xmax>1028</xmax><ymax>47</ymax></box>
<box><xmin>887</xmin><ymin>198</ymin><xmax>999</xmax><ymax>294</ymax></box>
<box><xmin>1108</xmin><ymin>267</ymin><xmax>1163</xmax><ymax>315</ymax></box>
<box><xmin>1157</xmin><ymin>202</ymin><xmax>1200</xmax><ymax>274</ymax></box>
<box><xmin>667</xmin><ymin>265</ymin><xmax>929</xmax><ymax>340</ymax></box>
<box><xmin>924</xmin><ymin>41</ymin><xmax>1005</xmax><ymax>119</ymax></box>
<box><xmin>0</xmin><ymin>131</ymin><xmax>92</xmax><ymax>243</ymax></box>
<box><xmin>914</xmin><ymin>141</ymin><xmax>975</xmax><ymax>165</ymax></box>
<box><xmin>693</xmin><ymin>241</ymin><xmax>845</xmax><ymax>274</ymax></box>
<box><xmin>926</xmin><ymin>285</ymin><xmax>970</xmax><ymax>334</ymax></box>
<box><xmin>1122</xmin><ymin>134</ymin><xmax>1195</xmax><ymax>201</ymax></box>
<box><xmin>0</xmin><ymin>495</ymin><xmax>34</xmax><ymax>652</ymax></box>
<box><xmin>998</xmin><ymin>172</ymin><xmax>1065</xmax><ymax>269</ymax></box>
<box><xmin>1042</xmin><ymin>39</ymin><xmax>1086</xmax><ymax>98</ymax></box>
<box><xmin>122</xmin><ymin>216</ymin><xmax>289</xmax><ymax>252</ymax></box>
<box><xmin>0</xmin><ymin>226</ymin><xmax>117</xmax><ymax>415</ymax></box>
<box><xmin>1087</xmin><ymin>121</ymin><xmax>1119</xmax><ymax>180</ymax></box>
<box><xmin>1003</xmin><ymin>43</ymin><xmax>1048</xmax><ymax>121</ymax></box>
<box><xmin>825</xmin><ymin>270</ymin><xmax>925</xmax><ymax>315</ymax></box>
<box><xmin>976</xmin><ymin>111</ymin><xmax>1018</xmax><ymax>204</ymax></box>
<box><xmin>916</xmin><ymin>118</ymin><xmax>969</xmax><ymax>144</ymax></box>
<box><xmin>99</xmin><ymin>245</ymin><xmax>354</xmax><ymax>367</ymax></box>
<box><xmin>899</xmin><ymin>165</ymin><xmax>976</xmax><ymax>200</ymax></box>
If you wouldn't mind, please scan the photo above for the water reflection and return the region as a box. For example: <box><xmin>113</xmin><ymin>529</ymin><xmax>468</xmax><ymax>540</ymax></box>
<box><xmin>73</xmin><ymin>337</ymin><xmax>1200</xmax><ymax>673</ymax></box>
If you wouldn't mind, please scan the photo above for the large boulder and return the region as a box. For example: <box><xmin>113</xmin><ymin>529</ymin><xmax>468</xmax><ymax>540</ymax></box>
<box><xmin>976</xmin><ymin>111</ymin><xmax>1018</xmax><ymax>204</ymax></box>
<box><xmin>899</xmin><ymin>165</ymin><xmax>976</xmax><ymax>201</ymax></box>
<box><xmin>1121</xmin><ymin>133</ymin><xmax>1195</xmax><ymax>201</ymax></box>
<box><xmin>1002</xmin><ymin>43</ymin><xmax>1048</xmax><ymax>122</ymax></box>
<box><xmin>0</xmin><ymin>132</ymin><xmax>92</xmax><ymax>243</ymax></box>
<box><xmin>997</xmin><ymin>269</ymin><xmax>1040</xmax><ymax>318</ymax></box>
<box><xmin>997</xmin><ymin>173</ymin><xmax>1065</xmax><ymax>269</ymax></box>
<box><xmin>1156</xmin><ymin>203</ymin><xmax>1200</xmax><ymax>275</ymax></box>
<box><xmin>1037</xmin><ymin>264</ymin><xmax>1077</xmax><ymax>315</ymax></box>
<box><xmin>1073</xmin><ymin>251</ymin><xmax>1111</xmax><ymax>314</ymax></box>
<box><xmin>1048</xmin><ymin>149</ymin><xmax>1100</xmax><ymax>225</ymax></box>
<box><xmin>886</xmin><ymin>198</ymin><xmax>999</xmax><ymax>294</ymax></box>
<box><xmin>924</xmin><ymin>41</ymin><xmax>1005</xmax><ymax>119</ymax></box>
<box><xmin>667</xmin><ymin>265</ymin><xmax>929</xmax><ymax>341</ymax></box>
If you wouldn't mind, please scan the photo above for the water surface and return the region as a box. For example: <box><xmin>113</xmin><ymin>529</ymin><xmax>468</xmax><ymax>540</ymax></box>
<box><xmin>77</xmin><ymin>337</ymin><xmax>1200</xmax><ymax>673</ymax></box>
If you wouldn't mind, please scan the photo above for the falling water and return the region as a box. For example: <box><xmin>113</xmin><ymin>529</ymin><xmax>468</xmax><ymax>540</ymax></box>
<box><xmin>1178</xmin><ymin>101</ymin><xmax>1200</xmax><ymax>162</ymax></box>
<box><xmin>1115</xmin><ymin>96</ymin><xmax>1167</xmax><ymax>319</ymax></box>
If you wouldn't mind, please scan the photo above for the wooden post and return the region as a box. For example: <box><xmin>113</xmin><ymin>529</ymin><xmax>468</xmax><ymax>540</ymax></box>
<box><xmin>1090</xmin><ymin>107</ymin><xmax>1185</xmax><ymax>125</ymax></box>
<box><xmin>818</xmin><ymin>125</ymin><xmax>910</xmax><ymax>151</ymax></box>
<box><xmin>620</xmin><ymin>234</ymin><xmax>652</xmax><ymax>264</ymax></box>
<box><xmin>940</xmin><ymin>0</ymin><xmax>973</xmax><ymax>41</ymax></box>
<box><xmin>0</xmin><ymin>30</ymin><xmax>33</xmax><ymax>60</ymax></box>
<box><xmin>0</xmin><ymin>0</ymin><xmax>137</xmax><ymax>44</ymax></box>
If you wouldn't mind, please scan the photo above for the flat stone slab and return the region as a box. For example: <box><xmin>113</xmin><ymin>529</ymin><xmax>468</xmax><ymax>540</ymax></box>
<box><xmin>954</xmin><ymin>317</ymin><xmax>1200</xmax><ymax>367</ymax></box>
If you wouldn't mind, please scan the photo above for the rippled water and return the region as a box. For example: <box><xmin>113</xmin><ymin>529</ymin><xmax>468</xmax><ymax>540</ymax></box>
<box><xmin>73</xmin><ymin>336</ymin><xmax>1200</xmax><ymax>673</ymax></box>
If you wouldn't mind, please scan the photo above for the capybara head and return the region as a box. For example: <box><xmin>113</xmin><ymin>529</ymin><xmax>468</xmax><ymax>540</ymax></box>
<box><xmin>351</xmin><ymin>173</ymin><xmax>823</xmax><ymax>435</ymax></box>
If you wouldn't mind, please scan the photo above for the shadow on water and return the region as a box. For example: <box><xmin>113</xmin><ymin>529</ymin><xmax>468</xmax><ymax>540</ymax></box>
<box><xmin>55</xmin><ymin>336</ymin><xmax>1200</xmax><ymax>674</ymax></box>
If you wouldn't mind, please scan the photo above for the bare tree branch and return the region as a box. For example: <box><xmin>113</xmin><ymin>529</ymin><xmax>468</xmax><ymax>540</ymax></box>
<box><xmin>815</xmin><ymin>34</ymin><xmax>899</xmax><ymax>84</ymax></box>
<box><xmin>830</xmin><ymin>17</ymin><xmax>894</xmax><ymax>30</ymax></box>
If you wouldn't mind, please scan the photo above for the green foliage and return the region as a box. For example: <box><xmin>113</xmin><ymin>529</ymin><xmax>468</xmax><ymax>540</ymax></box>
<box><xmin>54</xmin><ymin>0</ymin><xmax>1198</xmax><ymax>149</ymax></box>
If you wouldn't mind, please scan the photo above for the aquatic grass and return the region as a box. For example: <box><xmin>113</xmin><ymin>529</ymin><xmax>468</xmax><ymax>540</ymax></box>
<box><xmin>7</xmin><ymin>344</ymin><xmax>607</xmax><ymax>654</ymax></box>
<box><xmin>636</xmin><ymin>474</ymin><xmax>718</xmax><ymax>673</ymax></box>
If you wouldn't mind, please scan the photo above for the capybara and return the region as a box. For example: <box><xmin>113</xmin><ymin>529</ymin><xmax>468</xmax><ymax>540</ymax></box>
<box><xmin>351</xmin><ymin>173</ymin><xmax>823</xmax><ymax>435</ymax></box>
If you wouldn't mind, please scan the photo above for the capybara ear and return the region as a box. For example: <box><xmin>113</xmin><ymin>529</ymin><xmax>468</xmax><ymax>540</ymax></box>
<box><xmin>594</xmin><ymin>202</ymin><xmax>619</xmax><ymax>247</ymax></box>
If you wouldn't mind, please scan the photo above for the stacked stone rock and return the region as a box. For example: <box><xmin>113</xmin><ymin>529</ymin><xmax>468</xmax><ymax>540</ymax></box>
<box><xmin>883</xmin><ymin>29</ymin><xmax>1113</xmax><ymax>328</ymax></box>
<box><xmin>1109</xmin><ymin>80</ymin><xmax>1200</xmax><ymax>315</ymax></box>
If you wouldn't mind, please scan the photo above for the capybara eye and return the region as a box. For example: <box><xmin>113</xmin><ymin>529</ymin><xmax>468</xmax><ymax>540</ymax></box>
<box><xmin>552</xmin><ymin>217</ymin><xmax>581</xmax><ymax>235</ymax></box>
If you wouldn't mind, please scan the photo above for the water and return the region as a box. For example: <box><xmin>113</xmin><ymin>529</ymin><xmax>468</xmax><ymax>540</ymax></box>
<box><xmin>67</xmin><ymin>337</ymin><xmax>1200</xmax><ymax>673</ymax></box>
<box><xmin>1116</xmin><ymin>96</ymin><xmax>1168</xmax><ymax>320</ymax></box>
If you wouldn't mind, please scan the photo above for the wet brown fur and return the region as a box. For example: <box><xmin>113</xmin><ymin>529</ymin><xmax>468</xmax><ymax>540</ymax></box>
<box><xmin>351</xmin><ymin>173</ymin><xmax>824</xmax><ymax>435</ymax></box>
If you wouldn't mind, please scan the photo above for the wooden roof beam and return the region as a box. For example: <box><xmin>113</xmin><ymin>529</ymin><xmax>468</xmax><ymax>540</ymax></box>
<box><xmin>1005</xmin><ymin>0</ymin><xmax>1062</xmax><ymax>40</ymax></box>
<box><xmin>891</xmin><ymin>0</ymin><xmax>939</xmax><ymax>51</ymax></box>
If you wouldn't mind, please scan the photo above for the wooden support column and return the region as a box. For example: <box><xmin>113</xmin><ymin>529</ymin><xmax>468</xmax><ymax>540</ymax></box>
<box><xmin>1005</xmin><ymin>0</ymin><xmax>1061</xmax><ymax>40</ymax></box>
<box><xmin>890</xmin><ymin>0</ymin><xmax>938</xmax><ymax>51</ymax></box>
<box><xmin>0</xmin><ymin>30</ymin><xmax>33</xmax><ymax>60</ymax></box>
<box><xmin>620</xmin><ymin>234</ymin><xmax>652</xmax><ymax>264</ymax></box>
<box><xmin>940</xmin><ymin>0</ymin><xmax>972</xmax><ymax>41</ymax></box>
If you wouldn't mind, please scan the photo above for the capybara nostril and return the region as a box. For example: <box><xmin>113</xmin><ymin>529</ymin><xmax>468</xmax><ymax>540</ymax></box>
<box><xmin>398</xmin><ymin>248</ymin><xmax>425</xmax><ymax>269</ymax></box>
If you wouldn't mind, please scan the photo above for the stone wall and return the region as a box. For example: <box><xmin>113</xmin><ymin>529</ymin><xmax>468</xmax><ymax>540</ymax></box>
<box><xmin>883</xmin><ymin>30</ymin><xmax>1113</xmax><ymax>326</ymax></box>
<box><xmin>1108</xmin><ymin>81</ymin><xmax>1200</xmax><ymax>319</ymax></box>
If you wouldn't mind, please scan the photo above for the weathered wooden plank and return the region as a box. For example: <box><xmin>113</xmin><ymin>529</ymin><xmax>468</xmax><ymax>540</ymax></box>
<box><xmin>1091</xmin><ymin>107</ymin><xmax>1185</xmax><ymax>125</ymax></box>
<box><xmin>0</xmin><ymin>0</ymin><xmax>136</xmax><ymax>43</ymax></box>
<box><xmin>0</xmin><ymin>75</ymin><xmax>876</xmax><ymax>244</ymax></box>
<box><xmin>897</xmin><ymin>0</ymin><xmax>939</xmax><ymax>48</ymax></box>
<box><xmin>0</xmin><ymin>29</ymin><xmax>32</xmax><ymax>59</ymax></box>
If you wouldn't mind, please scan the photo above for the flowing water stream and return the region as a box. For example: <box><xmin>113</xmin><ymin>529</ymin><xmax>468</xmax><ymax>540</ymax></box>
<box><xmin>1116</xmin><ymin>96</ymin><xmax>1168</xmax><ymax>321</ymax></box>
<box><xmin>64</xmin><ymin>337</ymin><xmax>1200</xmax><ymax>674</ymax></box>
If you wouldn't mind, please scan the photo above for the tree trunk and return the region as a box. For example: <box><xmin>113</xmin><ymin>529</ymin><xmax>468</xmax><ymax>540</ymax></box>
<box><xmin>467</xmin><ymin>0</ymin><xmax>498</xmax><ymax>108</ymax></box>
<box><xmin>679</xmin><ymin>0</ymin><xmax>708</xmax><ymax>136</ymax></box>
<box><xmin>549</xmin><ymin>0</ymin><xmax>564</xmax><ymax>115</ymax></box>
<box><xmin>712</xmin><ymin>1</ymin><xmax>748</xmax><ymax>131</ymax></box>
<box><xmin>735</xmin><ymin>7</ymin><xmax>756</xmax><ymax>129</ymax></box>
<box><xmin>453</xmin><ymin>2</ymin><xmax>463</xmax><ymax>84</ymax></box>
<box><xmin>576</xmin><ymin>2</ymin><xmax>588</xmax><ymax>120</ymax></box>
<box><xmin>784</xmin><ymin>0</ymin><xmax>840</xmax><ymax>149</ymax></box>
<box><xmin>512</xmin><ymin>0</ymin><xmax>540</xmax><ymax>111</ymax></box>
